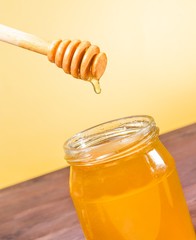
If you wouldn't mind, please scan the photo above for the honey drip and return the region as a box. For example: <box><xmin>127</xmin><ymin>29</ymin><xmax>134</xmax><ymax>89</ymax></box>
<box><xmin>91</xmin><ymin>79</ymin><xmax>101</xmax><ymax>94</ymax></box>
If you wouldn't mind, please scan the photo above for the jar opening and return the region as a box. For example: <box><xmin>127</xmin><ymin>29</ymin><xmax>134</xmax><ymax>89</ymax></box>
<box><xmin>64</xmin><ymin>115</ymin><xmax>159</xmax><ymax>166</ymax></box>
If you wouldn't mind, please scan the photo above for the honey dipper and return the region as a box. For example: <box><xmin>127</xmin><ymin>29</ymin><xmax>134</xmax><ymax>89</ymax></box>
<box><xmin>0</xmin><ymin>24</ymin><xmax>107</xmax><ymax>93</ymax></box>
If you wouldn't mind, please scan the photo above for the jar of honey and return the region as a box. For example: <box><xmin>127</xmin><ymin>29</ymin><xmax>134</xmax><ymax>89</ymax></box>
<box><xmin>64</xmin><ymin>116</ymin><xmax>195</xmax><ymax>240</ymax></box>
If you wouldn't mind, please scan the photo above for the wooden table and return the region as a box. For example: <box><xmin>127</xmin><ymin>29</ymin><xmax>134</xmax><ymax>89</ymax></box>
<box><xmin>0</xmin><ymin>124</ymin><xmax>196</xmax><ymax>240</ymax></box>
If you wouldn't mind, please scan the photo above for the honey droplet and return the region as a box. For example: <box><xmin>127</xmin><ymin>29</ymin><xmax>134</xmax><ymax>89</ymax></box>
<box><xmin>91</xmin><ymin>79</ymin><xmax>101</xmax><ymax>94</ymax></box>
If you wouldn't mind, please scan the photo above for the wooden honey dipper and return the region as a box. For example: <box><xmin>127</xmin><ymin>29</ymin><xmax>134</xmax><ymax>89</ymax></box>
<box><xmin>0</xmin><ymin>24</ymin><xmax>107</xmax><ymax>93</ymax></box>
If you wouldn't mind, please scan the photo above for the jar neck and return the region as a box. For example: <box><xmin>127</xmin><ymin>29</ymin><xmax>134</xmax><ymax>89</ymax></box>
<box><xmin>64</xmin><ymin>115</ymin><xmax>159</xmax><ymax>166</ymax></box>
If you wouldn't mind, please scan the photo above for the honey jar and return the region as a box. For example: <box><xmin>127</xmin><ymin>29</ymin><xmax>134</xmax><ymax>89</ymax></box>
<box><xmin>64</xmin><ymin>116</ymin><xmax>195</xmax><ymax>240</ymax></box>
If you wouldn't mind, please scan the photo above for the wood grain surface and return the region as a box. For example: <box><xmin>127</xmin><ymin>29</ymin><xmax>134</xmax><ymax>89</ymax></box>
<box><xmin>0</xmin><ymin>124</ymin><xmax>195</xmax><ymax>240</ymax></box>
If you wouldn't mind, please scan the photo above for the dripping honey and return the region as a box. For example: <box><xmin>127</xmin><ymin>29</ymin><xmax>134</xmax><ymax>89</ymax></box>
<box><xmin>90</xmin><ymin>79</ymin><xmax>101</xmax><ymax>94</ymax></box>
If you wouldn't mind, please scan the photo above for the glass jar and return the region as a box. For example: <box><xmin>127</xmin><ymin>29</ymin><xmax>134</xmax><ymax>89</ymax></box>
<box><xmin>64</xmin><ymin>116</ymin><xmax>195</xmax><ymax>240</ymax></box>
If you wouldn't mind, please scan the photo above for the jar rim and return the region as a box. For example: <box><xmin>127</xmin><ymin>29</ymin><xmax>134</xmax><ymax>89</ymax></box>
<box><xmin>64</xmin><ymin>115</ymin><xmax>158</xmax><ymax>166</ymax></box>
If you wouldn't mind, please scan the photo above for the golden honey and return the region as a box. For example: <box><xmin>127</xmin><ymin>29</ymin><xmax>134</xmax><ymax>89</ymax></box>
<box><xmin>64</xmin><ymin>116</ymin><xmax>196</xmax><ymax>240</ymax></box>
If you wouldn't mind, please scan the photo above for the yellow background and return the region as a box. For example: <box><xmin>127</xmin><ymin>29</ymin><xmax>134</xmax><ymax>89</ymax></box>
<box><xmin>0</xmin><ymin>0</ymin><xmax>196</xmax><ymax>189</ymax></box>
